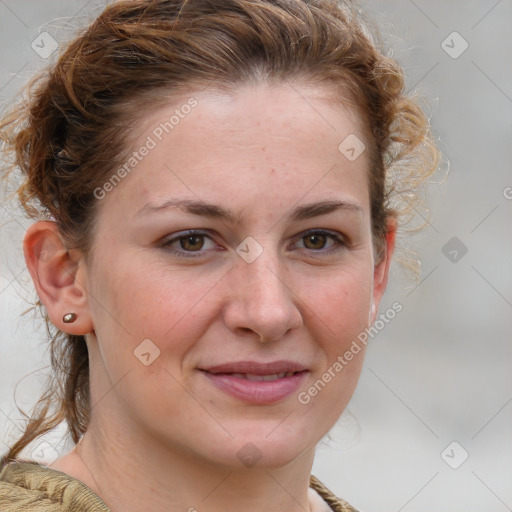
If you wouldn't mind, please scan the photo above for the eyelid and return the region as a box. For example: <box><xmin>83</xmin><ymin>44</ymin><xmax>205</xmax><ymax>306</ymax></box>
<box><xmin>159</xmin><ymin>228</ymin><xmax>348</xmax><ymax>259</ymax></box>
<box><xmin>158</xmin><ymin>229</ymin><xmax>219</xmax><ymax>255</ymax></box>
<box><xmin>293</xmin><ymin>228</ymin><xmax>346</xmax><ymax>243</ymax></box>
<box><xmin>291</xmin><ymin>228</ymin><xmax>347</xmax><ymax>252</ymax></box>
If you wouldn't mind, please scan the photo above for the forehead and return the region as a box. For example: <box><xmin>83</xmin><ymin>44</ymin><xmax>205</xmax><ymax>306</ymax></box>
<box><xmin>126</xmin><ymin>80</ymin><xmax>367</xmax><ymax>156</ymax></box>
<box><xmin>97</xmin><ymin>82</ymin><xmax>372</xmax><ymax>223</ymax></box>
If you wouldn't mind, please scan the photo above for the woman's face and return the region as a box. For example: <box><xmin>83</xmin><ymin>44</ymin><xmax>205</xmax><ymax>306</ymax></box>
<box><xmin>79</xmin><ymin>82</ymin><xmax>394</xmax><ymax>468</ymax></box>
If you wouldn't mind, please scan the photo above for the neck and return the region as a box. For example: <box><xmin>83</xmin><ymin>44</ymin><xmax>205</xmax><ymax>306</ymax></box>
<box><xmin>67</xmin><ymin>418</ymin><xmax>316</xmax><ymax>512</ymax></box>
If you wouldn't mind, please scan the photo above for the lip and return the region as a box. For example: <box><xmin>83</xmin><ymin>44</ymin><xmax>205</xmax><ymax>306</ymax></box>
<box><xmin>199</xmin><ymin>360</ymin><xmax>309</xmax><ymax>404</ymax></box>
<box><xmin>202</xmin><ymin>360</ymin><xmax>307</xmax><ymax>375</ymax></box>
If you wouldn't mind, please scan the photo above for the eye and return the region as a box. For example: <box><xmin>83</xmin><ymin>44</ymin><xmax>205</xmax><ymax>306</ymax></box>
<box><xmin>177</xmin><ymin>233</ymin><xmax>206</xmax><ymax>251</ymax></box>
<box><xmin>159</xmin><ymin>228</ymin><xmax>347</xmax><ymax>258</ymax></box>
<box><xmin>160</xmin><ymin>230</ymin><xmax>218</xmax><ymax>257</ymax></box>
<box><xmin>294</xmin><ymin>229</ymin><xmax>346</xmax><ymax>254</ymax></box>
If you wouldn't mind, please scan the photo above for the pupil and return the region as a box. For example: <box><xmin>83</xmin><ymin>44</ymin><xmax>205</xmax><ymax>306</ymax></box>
<box><xmin>306</xmin><ymin>234</ymin><xmax>326</xmax><ymax>249</ymax></box>
<box><xmin>181</xmin><ymin>235</ymin><xmax>203</xmax><ymax>251</ymax></box>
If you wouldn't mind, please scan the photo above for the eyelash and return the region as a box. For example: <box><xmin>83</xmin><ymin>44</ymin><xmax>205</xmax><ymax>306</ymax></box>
<box><xmin>159</xmin><ymin>229</ymin><xmax>347</xmax><ymax>258</ymax></box>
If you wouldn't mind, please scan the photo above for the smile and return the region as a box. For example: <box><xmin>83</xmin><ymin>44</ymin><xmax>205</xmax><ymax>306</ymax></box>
<box><xmin>199</xmin><ymin>362</ymin><xmax>308</xmax><ymax>404</ymax></box>
<box><xmin>224</xmin><ymin>372</ymin><xmax>296</xmax><ymax>381</ymax></box>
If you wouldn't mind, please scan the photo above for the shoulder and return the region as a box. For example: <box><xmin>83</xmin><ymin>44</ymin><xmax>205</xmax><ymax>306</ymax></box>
<box><xmin>0</xmin><ymin>461</ymin><xmax>357</xmax><ymax>512</ymax></box>
<box><xmin>310</xmin><ymin>474</ymin><xmax>359</xmax><ymax>512</ymax></box>
<box><xmin>0</xmin><ymin>460</ymin><xmax>110</xmax><ymax>511</ymax></box>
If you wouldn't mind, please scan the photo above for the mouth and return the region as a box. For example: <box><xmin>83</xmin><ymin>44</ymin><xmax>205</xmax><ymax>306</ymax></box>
<box><xmin>223</xmin><ymin>371</ymin><xmax>298</xmax><ymax>381</ymax></box>
<box><xmin>198</xmin><ymin>361</ymin><xmax>308</xmax><ymax>404</ymax></box>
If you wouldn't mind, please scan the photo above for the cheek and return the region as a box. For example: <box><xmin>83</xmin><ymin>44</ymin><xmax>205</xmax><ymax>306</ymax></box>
<box><xmin>88</xmin><ymin>252</ymin><xmax>222</xmax><ymax>353</ymax></box>
<box><xmin>300</xmin><ymin>268</ymin><xmax>371</xmax><ymax>418</ymax></box>
<box><xmin>84</xmin><ymin>254</ymin><xmax>218</xmax><ymax>409</ymax></box>
<box><xmin>303</xmin><ymin>262</ymin><xmax>374</xmax><ymax>343</ymax></box>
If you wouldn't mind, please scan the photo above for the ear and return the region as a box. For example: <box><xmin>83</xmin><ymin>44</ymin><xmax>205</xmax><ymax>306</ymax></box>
<box><xmin>369</xmin><ymin>216</ymin><xmax>397</xmax><ymax>325</ymax></box>
<box><xmin>23</xmin><ymin>221</ymin><xmax>93</xmax><ymax>335</ymax></box>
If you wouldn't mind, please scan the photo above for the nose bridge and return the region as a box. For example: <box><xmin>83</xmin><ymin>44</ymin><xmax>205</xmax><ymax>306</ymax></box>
<box><xmin>224</xmin><ymin>238</ymin><xmax>302</xmax><ymax>341</ymax></box>
<box><xmin>244</xmin><ymin>253</ymin><xmax>287</xmax><ymax>302</ymax></box>
<box><xmin>238</xmin><ymin>241</ymin><xmax>290</xmax><ymax>308</ymax></box>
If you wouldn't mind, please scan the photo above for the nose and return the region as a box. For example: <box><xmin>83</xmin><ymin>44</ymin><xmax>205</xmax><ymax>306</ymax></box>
<box><xmin>222</xmin><ymin>249</ymin><xmax>303</xmax><ymax>343</ymax></box>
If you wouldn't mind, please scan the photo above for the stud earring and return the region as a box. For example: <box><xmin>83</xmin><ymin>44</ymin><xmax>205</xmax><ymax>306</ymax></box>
<box><xmin>63</xmin><ymin>312</ymin><xmax>77</xmax><ymax>323</ymax></box>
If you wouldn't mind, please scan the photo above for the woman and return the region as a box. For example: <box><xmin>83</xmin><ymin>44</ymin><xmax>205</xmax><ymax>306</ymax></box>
<box><xmin>0</xmin><ymin>0</ymin><xmax>438</xmax><ymax>510</ymax></box>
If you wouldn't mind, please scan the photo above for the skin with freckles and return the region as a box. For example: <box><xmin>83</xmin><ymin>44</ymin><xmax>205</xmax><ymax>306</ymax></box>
<box><xmin>24</xmin><ymin>82</ymin><xmax>395</xmax><ymax>512</ymax></box>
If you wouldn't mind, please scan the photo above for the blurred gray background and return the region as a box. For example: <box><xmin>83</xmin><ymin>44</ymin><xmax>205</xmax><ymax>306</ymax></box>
<box><xmin>1</xmin><ymin>1</ymin><xmax>511</xmax><ymax>511</ymax></box>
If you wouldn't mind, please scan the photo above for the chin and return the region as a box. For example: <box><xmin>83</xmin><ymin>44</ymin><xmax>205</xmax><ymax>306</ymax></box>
<box><xmin>203</xmin><ymin>422</ymin><xmax>317</xmax><ymax>470</ymax></box>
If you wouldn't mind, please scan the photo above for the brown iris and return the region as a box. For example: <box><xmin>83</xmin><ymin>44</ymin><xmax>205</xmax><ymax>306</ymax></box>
<box><xmin>303</xmin><ymin>233</ymin><xmax>327</xmax><ymax>250</ymax></box>
<box><xmin>180</xmin><ymin>235</ymin><xmax>205</xmax><ymax>251</ymax></box>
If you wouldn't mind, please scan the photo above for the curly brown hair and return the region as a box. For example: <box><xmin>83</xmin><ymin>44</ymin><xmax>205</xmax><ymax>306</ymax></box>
<box><xmin>0</xmin><ymin>0</ymin><xmax>439</xmax><ymax>466</ymax></box>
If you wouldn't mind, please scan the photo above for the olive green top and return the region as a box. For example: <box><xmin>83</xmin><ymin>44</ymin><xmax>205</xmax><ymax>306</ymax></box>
<box><xmin>0</xmin><ymin>460</ymin><xmax>358</xmax><ymax>511</ymax></box>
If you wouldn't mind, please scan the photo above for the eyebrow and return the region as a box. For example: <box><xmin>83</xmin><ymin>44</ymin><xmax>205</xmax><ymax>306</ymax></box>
<box><xmin>135</xmin><ymin>198</ymin><xmax>362</xmax><ymax>223</ymax></box>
